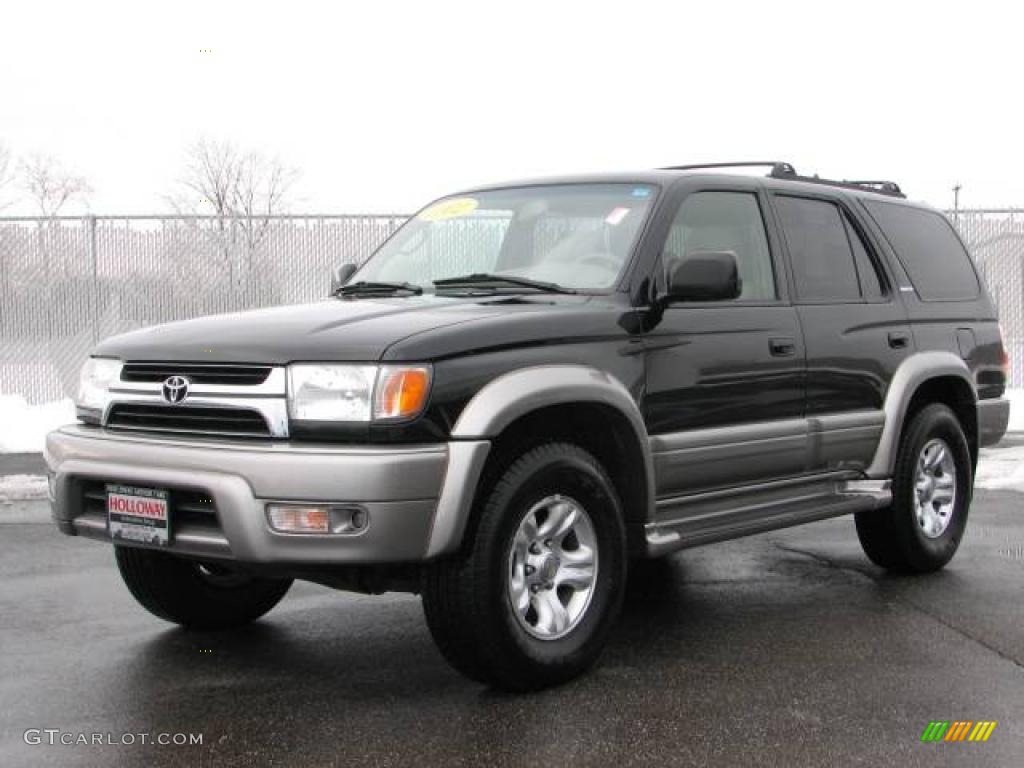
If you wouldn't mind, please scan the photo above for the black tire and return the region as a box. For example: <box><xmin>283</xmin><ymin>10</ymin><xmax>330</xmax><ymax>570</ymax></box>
<box><xmin>422</xmin><ymin>442</ymin><xmax>628</xmax><ymax>691</ymax></box>
<box><xmin>855</xmin><ymin>403</ymin><xmax>972</xmax><ymax>573</ymax></box>
<box><xmin>114</xmin><ymin>546</ymin><xmax>292</xmax><ymax>629</ymax></box>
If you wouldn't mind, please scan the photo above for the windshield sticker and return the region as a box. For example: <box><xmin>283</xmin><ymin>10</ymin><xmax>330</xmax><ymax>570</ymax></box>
<box><xmin>605</xmin><ymin>207</ymin><xmax>631</xmax><ymax>226</ymax></box>
<box><xmin>418</xmin><ymin>197</ymin><xmax>479</xmax><ymax>222</ymax></box>
<box><xmin>631</xmin><ymin>187</ymin><xmax>652</xmax><ymax>198</ymax></box>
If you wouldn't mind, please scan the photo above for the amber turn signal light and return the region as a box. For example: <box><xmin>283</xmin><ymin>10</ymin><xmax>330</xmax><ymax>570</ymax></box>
<box><xmin>374</xmin><ymin>366</ymin><xmax>431</xmax><ymax>420</ymax></box>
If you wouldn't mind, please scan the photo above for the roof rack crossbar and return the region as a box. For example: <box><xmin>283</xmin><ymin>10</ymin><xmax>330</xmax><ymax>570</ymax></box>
<box><xmin>842</xmin><ymin>179</ymin><xmax>904</xmax><ymax>196</ymax></box>
<box><xmin>660</xmin><ymin>161</ymin><xmax>797</xmax><ymax>177</ymax></box>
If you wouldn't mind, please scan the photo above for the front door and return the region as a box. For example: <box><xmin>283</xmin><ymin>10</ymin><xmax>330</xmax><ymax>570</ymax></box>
<box><xmin>644</xmin><ymin>187</ymin><xmax>806</xmax><ymax>498</ymax></box>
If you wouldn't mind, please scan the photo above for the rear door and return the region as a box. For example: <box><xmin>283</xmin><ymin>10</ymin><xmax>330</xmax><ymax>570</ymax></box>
<box><xmin>644</xmin><ymin>184</ymin><xmax>807</xmax><ymax>497</ymax></box>
<box><xmin>769</xmin><ymin>192</ymin><xmax>913</xmax><ymax>472</ymax></box>
<box><xmin>859</xmin><ymin>199</ymin><xmax>999</xmax><ymax>392</ymax></box>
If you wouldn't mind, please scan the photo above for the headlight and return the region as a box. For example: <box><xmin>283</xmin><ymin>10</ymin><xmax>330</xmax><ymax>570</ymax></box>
<box><xmin>76</xmin><ymin>357</ymin><xmax>123</xmax><ymax>411</ymax></box>
<box><xmin>287</xmin><ymin>364</ymin><xmax>432</xmax><ymax>422</ymax></box>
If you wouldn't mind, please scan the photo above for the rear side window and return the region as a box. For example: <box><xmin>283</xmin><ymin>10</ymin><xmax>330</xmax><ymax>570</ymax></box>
<box><xmin>864</xmin><ymin>201</ymin><xmax>980</xmax><ymax>301</ymax></box>
<box><xmin>843</xmin><ymin>215</ymin><xmax>885</xmax><ymax>300</ymax></box>
<box><xmin>774</xmin><ymin>196</ymin><xmax>861</xmax><ymax>302</ymax></box>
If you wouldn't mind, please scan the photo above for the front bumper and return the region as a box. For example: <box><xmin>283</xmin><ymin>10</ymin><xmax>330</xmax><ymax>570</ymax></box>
<box><xmin>45</xmin><ymin>425</ymin><xmax>489</xmax><ymax>564</ymax></box>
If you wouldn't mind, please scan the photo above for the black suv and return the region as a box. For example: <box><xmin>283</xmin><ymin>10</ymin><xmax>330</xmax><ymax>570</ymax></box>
<box><xmin>47</xmin><ymin>162</ymin><xmax>1010</xmax><ymax>690</ymax></box>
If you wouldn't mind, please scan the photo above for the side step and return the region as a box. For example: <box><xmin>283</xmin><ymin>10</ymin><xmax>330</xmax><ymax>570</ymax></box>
<box><xmin>645</xmin><ymin>477</ymin><xmax>891</xmax><ymax>558</ymax></box>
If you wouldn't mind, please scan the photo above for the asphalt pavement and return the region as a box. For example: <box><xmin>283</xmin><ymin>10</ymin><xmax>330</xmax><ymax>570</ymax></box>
<box><xmin>0</xmin><ymin>482</ymin><xmax>1021</xmax><ymax>766</ymax></box>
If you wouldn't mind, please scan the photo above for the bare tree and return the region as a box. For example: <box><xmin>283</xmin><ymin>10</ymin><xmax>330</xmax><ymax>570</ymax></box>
<box><xmin>232</xmin><ymin>150</ymin><xmax>297</xmax><ymax>251</ymax></box>
<box><xmin>19</xmin><ymin>153</ymin><xmax>92</xmax><ymax>216</ymax></box>
<box><xmin>171</xmin><ymin>138</ymin><xmax>298</xmax><ymax>248</ymax></box>
<box><xmin>169</xmin><ymin>138</ymin><xmax>298</xmax><ymax>300</ymax></box>
<box><xmin>0</xmin><ymin>142</ymin><xmax>16</xmax><ymax>211</ymax></box>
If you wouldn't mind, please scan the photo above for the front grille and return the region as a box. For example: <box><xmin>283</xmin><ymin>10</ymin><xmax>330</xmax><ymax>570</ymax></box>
<box><xmin>107</xmin><ymin>403</ymin><xmax>271</xmax><ymax>436</ymax></box>
<box><xmin>121</xmin><ymin>362</ymin><xmax>272</xmax><ymax>386</ymax></box>
<box><xmin>80</xmin><ymin>481</ymin><xmax>219</xmax><ymax>531</ymax></box>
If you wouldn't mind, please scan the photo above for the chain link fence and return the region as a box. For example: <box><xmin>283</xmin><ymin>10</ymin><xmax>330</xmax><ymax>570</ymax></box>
<box><xmin>950</xmin><ymin>209</ymin><xmax>1024</xmax><ymax>386</ymax></box>
<box><xmin>1</xmin><ymin>209</ymin><xmax>1022</xmax><ymax>403</ymax></box>
<box><xmin>0</xmin><ymin>215</ymin><xmax>405</xmax><ymax>403</ymax></box>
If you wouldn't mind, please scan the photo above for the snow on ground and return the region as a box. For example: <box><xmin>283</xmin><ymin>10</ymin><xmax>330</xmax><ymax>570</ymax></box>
<box><xmin>0</xmin><ymin>474</ymin><xmax>49</xmax><ymax>501</ymax></box>
<box><xmin>975</xmin><ymin>444</ymin><xmax>1024</xmax><ymax>492</ymax></box>
<box><xmin>0</xmin><ymin>395</ymin><xmax>75</xmax><ymax>453</ymax></box>
<box><xmin>1008</xmin><ymin>388</ymin><xmax>1024</xmax><ymax>432</ymax></box>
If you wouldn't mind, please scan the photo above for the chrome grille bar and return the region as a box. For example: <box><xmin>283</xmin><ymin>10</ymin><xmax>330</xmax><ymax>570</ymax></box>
<box><xmin>98</xmin><ymin>364</ymin><xmax>289</xmax><ymax>438</ymax></box>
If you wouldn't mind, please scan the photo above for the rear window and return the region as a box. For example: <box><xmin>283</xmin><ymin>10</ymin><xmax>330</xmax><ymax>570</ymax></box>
<box><xmin>864</xmin><ymin>201</ymin><xmax>980</xmax><ymax>301</ymax></box>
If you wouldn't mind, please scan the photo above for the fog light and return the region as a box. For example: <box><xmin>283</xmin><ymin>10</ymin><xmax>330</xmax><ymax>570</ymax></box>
<box><xmin>265</xmin><ymin>504</ymin><xmax>369</xmax><ymax>534</ymax></box>
<box><xmin>349</xmin><ymin>508</ymin><xmax>368</xmax><ymax>531</ymax></box>
<box><xmin>332</xmin><ymin>506</ymin><xmax>368</xmax><ymax>533</ymax></box>
<box><xmin>267</xmin><ymin>505</ymin><xmax>330</xmax><ymax>534</ymax></box>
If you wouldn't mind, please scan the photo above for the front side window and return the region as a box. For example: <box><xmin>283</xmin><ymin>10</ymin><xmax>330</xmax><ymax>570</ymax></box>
<box><xmin>354</xmin><ymin>184</ymin><xmax>657</xmax><ymax>292</ymax></box>
<box><xmin>775</xmin><ymin>196</ymin><xmax>862</xmax><ymax>302</ymax></box>
<box><xmin>662</xmin><ymin>191</ymin><xmax>777</xmax><ymax>301</ymax></box>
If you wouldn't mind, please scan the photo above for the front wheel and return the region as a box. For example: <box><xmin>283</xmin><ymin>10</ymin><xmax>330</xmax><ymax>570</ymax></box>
<box><xmin>855</xmin><ymin>403</ymin><xmax>972</xmax><ymax>573</ymax></box>
<box><xmin>422</xmin><ymin>442</ymin><xmax>627</xmax><ymax>691</ymax></box>
<box><xmin>115</xmin><ymin>546</ymin><xmax>292</xmax><ymax>629</ymax></box>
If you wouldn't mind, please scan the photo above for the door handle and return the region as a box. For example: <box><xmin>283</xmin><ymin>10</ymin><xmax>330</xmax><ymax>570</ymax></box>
<box><xmin>888</xmin><ymin>331</ymin><xmax>910</xmax><ymax>350</ymax></box>
<box><xmin>770</xmin><ymin>337</ymin><xmax>796</xmax><ymax>357</ymax></box>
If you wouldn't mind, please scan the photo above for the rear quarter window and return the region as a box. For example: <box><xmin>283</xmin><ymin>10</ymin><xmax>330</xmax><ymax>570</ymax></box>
<box><xmin>864</xmin><ymin>201</ymin><xmax>980</xmax><ymax>301</ymax></box>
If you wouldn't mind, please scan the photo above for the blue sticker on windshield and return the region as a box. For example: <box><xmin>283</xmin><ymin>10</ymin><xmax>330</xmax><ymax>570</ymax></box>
<box><xmin>631</xmin><ymin>187</ymin><xmax>651</xmax><ymax>198</ymax></box>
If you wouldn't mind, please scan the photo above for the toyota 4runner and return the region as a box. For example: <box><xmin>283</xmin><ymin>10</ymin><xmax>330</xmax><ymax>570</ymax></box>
<box><xmin>46</xmin><ymin>162</ymin><xmax>1011</xmax><ymax>690</ymax></box>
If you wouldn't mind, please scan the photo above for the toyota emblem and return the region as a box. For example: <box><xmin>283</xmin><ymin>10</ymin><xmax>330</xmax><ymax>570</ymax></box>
<box><xmin>162</xmin><ymin>375</ymin><xmax>190</xmax><ymax>405</ymax></box>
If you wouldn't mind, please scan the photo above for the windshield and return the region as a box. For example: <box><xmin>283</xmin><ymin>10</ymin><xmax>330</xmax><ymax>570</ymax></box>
<box><xmin>353</xmin><ymin>183</ymin><xmax>657</xmax><ymax>293</ymax></box>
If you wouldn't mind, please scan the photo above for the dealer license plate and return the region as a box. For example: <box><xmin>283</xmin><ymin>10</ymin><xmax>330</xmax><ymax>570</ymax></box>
<box><xmin>107</xmin><ymin>484</ymin><xmax>170</xmax><ymax>547</ymax></box>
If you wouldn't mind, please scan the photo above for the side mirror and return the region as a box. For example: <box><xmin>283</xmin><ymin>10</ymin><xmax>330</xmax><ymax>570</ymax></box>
<box><xmin>330</xmin><ymin>263</ymin><xmax>358</xmax><ymax>293</ymax></box>
<box><xmin>666</xmin><ymin>251</ymin><xmax>741</xmax><ymax>302</ymax></box>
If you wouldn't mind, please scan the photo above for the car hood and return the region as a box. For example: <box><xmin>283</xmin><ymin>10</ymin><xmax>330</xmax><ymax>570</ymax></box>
<box><xmin>93</xmin><ymin>294</ymin><xmax>605</xmax><ymax>364</ymax></box>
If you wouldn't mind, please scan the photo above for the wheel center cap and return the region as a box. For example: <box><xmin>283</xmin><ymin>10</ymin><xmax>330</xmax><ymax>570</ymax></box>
<box><xmin>538</xmin><ymin>554</ymin><xmax>559</xmax><ymax>583</ymax></box>
<box><xmin>922</xmin><ymin>476</ymin><xmax>935</xmax><ymax>498</ymax></box>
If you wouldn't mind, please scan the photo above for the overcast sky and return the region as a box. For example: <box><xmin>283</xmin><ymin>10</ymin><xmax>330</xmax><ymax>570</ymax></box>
<box><xmin>1</xmin><ymin>0</ymin><xmax>1021</xmax><ymax>215</ymax></box>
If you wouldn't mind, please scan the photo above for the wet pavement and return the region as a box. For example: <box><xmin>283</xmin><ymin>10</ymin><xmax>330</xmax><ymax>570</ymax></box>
<box><xmin>1</xmin><ymin>490</ymin><xmax>1021</xmax><ymax>767</ymax></box>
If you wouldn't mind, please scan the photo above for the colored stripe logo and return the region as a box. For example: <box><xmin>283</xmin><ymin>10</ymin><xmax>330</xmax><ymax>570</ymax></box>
<box><xmin>921</xmin><ymin>721</ymin><xmax>997</xmax><ymax>742</ymax></box>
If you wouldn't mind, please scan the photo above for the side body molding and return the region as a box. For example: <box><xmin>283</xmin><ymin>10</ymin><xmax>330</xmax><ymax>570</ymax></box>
<box><xmin>865</xmin><ymin>351</ymin><xmax>976</xmax><ymax>478</ymax></box>
<box><xmin>427</xmin><ymin>365</ymin><xmax>656</xmax><ymax>558</ymax></box>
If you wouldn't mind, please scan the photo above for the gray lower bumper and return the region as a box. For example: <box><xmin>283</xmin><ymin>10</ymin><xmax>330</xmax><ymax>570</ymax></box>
<box><xmin>44</xmin><ymin>425</ymin><xmax>489</xmax><ymax>564</ymax></box>
<box><xmin>978</xmin><ymin>397</ymin><xmax>1011</xmax><ymax>447</ymax></box>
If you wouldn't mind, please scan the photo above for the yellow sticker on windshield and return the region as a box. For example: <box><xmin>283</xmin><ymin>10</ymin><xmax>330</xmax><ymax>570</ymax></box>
<box><xmin>418</xmin><ymin>197</ymin><xmax>479</xmax><ymax>222</ymax></box>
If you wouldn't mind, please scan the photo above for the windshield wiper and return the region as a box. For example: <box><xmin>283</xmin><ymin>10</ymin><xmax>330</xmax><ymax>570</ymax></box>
<box><xmin>433</xmin><ymin>273</ymin><xmax>577</xmax><ymax>294</ymax></box>
<box><xmin>335</xmin><ymin>281</ymin><xmax>423</xmax><ymax>297</ymax></box>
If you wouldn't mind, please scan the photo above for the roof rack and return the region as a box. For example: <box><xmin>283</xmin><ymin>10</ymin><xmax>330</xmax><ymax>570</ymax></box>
<box><xmin>660</xmin><ymin>161</ymin><xmax>797</xmax><ymax>177</ymax></box>
<box><xmin>841</xmin><ymin>180</ymin><xmax>905</xmax><ymax>197</ymax></box>
<box><xmin>660</xmin><ymin>161</ymin><xmax>905</xmax><ymax>198</ymax></box>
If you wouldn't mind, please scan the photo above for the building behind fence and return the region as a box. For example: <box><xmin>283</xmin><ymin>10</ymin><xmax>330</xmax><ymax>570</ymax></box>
<box><xmin>1</xmin><ymin>209</ymin><xmax>1023</xmax><ymax>403</ymax></box>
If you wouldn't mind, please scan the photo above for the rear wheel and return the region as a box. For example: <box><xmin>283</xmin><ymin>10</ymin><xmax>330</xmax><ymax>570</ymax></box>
<box><xmin>114</xmin><ymin>546</ymin><xmax>292</xmax><ymax>629</ymax></box>
<box><xmin>855</xmin><ymin>403</ymin><xmax>972</xmax><ymax>573</ymax></box>
<box><xmin>422</xmin><ymin>442</ymin><xmax>627</xmax><ymax>691</ymax></box>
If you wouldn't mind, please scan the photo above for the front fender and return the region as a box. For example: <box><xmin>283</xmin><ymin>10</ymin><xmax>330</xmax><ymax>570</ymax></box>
<box><xmin>426</xmin><ymin>365</ymin><xmax>656</xmax><ymax>557</ymax></box>
<box><xmin>452</xmin><ymin>364</ymin><xmax>647</xmax><ymax>442</ymax></box>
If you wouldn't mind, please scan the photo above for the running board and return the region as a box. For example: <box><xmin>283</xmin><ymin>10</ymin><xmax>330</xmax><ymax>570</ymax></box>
<box><xmin>645</xmin><ymin>477</ymin><xmax>891</xmax><ymax>558</ymax></box>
